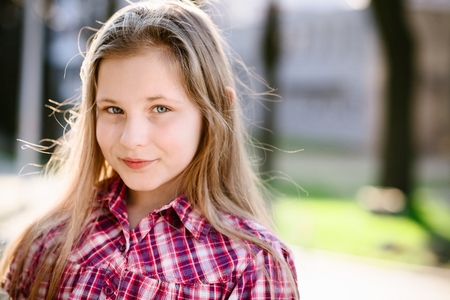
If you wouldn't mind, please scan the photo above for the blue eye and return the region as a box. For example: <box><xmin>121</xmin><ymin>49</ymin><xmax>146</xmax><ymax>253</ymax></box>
<box><xmin>107</xmin><ymin>107</ymin><xmax>123</xmax><ymax>114</ymax></box>
<box><xmin>154</xmin><ymin>106</ymin><xmax>169</xmax><ymax>113</ymax></box>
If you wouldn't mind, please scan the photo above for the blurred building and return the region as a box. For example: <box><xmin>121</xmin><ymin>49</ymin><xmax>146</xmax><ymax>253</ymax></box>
<box><xmin>222</xmin><ymin>0</ymin><xmax>450</xmax><ymax>159</ymax></box>
<box><xmin>221</xmin><ymin>0</ymin><xmax>379</xmax><ymax>152</ymax></box>
<box><xmin>410</xmin><ymin>0</ymin><xmax>450</xmax><ymax>157</ymax></box>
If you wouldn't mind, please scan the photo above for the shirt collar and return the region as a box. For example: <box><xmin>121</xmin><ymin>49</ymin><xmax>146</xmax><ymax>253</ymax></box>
<box><xmin>97</xmin><ymin>176</ymin><xmax>211</xmax><ymax>242</ymax></box>
<box><xmin>170</xmin><ymin>196</ymin><xmax>212</xmax><ymax>242</ymax></box>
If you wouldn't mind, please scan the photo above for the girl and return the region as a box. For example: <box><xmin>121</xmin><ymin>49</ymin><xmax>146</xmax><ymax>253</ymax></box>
<box><xmin>0</xmin><ymin>0</ymin><xmax>299</xmax><ymax>299</ymax></box>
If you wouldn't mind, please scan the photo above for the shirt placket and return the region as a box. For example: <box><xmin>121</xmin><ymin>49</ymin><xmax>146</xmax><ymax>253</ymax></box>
<box><xmin>102</xmin><ymin>190</ymin><xmax>131</xmax><ymax>299</ymax></box>
<box><xmin>114</xmin><ymin>212</ymin><xmax>160</xmax><ymax>298</ymax></box>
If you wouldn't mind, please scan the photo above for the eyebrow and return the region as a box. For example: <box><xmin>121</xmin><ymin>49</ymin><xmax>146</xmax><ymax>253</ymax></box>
<box><xmin>146</xmin><ymin>95</ymin><xmax>184</xmax><ymax>104</ymax></box>
<box><xmin>95</xmin><ymin>98</ymin><xmax>117</xmax><ymax>104</ymax></box>
<box><xmin>96</xmin><ymin>95</ymin><xmax>179</xmax><ymax>103</ymax></box>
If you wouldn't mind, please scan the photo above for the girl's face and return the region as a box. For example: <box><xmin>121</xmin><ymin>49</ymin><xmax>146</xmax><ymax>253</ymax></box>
<box><xmin>96</xmin><ymin>49</ymin><xmax>203</xmax><ymax>203</ymax></box>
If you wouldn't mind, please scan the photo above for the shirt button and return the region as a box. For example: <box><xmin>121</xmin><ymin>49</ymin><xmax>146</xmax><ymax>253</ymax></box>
<box><xmin>119</xmin><ymin>244</ymin><xmax>126</xmax><ymax>252</ymax></box>
<box><xmin>104</xmin><ymin>286</ymin><xmax>114</xmax><ymax>296</ymax></box>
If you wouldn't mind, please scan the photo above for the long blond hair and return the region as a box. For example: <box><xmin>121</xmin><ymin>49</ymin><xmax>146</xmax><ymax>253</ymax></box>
<box><xmin>1</xmin><ymin>1</ymin><xmax>298</xmax><ymax>298</ymax></box>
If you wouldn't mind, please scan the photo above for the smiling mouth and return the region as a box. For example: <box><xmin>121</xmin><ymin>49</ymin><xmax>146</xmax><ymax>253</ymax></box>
<box><xmin>122</xmin><ymin>158</ymin><xmax>154</xmax><ymax>170</ymax></box>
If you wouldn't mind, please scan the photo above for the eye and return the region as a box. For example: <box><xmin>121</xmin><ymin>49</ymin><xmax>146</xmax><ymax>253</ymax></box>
<box><xmin>107</xmin><ymin>106</ymin><xmax>123</xmax><ymax>114</ymax></box>
<box><xmin>153</xmin><ymin>106</ymin><xmax>169</xmax><ymax>113</ymax></box>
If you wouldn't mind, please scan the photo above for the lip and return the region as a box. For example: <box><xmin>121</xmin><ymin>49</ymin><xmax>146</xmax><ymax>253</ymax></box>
<box><xmin>122</xmin><ymin>158</ymin><xmax>155</xmax><ymax>170</ymax></box>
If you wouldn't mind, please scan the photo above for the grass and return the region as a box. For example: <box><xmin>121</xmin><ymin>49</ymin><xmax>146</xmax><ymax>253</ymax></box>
<box><xmin>413</xmin><ymin>188</ymin><xmax>450</xmax><ymax>240</ymax></box>
<box><xmin>273</xmin><ymin>195</ymin><xmax>450</xmax><ymax>267</ymax></box>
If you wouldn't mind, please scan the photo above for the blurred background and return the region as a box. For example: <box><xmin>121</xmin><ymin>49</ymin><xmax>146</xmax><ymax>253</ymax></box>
<box><xmin>0</xmin><ymin>0</ymin><xmax>449</xmax><ymax>299</ymax></box>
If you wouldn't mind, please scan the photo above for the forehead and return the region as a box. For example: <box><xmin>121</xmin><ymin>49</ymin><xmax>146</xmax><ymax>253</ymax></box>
<box><xmin>99</xmin><ymin>46</ymin><xmax>181</xmax><ymax>76</ymax></box>
<box><xmin>95</xmin><ymin>48</ymin><xmax>193</xmax><ymax>104</ymax></box>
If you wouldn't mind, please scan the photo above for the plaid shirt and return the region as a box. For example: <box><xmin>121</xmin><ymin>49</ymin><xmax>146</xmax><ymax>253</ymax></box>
<box><xmin>2</xmin><ymin>177</ymin><xmax>298</xmax><ymax>299</ymax></box>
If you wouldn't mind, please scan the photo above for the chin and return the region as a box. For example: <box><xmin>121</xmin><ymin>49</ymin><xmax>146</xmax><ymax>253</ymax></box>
<box><xmin>124</xmin><ymin>180</ymin><xmax>159</xmax><ymax>192</ymax></box>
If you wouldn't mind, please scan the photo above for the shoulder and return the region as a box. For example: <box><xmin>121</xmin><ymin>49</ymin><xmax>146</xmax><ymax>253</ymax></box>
<box><xmin>222</xmin><ymin>213</ymin><xmax>293</xmax><ymax>256</ymax></box>
<box><xmin>216</xmin><ymin>214</ymin><xmax>299</xmax><ymax>298</ymax></box>
<box><xmin>15</xmin><ymin>223</ymin><xmax>64</xmax><ymax>272</ymax></box>
<box><xmin>215</xmin><ymin>213</ymin><xmax>297</xmax><ymax>279</ymax></box>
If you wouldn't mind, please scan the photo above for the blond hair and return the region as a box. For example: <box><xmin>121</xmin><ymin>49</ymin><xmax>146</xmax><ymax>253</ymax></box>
<box><xmin>1</xmin><ymin>1</ymin><xmax>298</xmax><ymax>298</ymax></box>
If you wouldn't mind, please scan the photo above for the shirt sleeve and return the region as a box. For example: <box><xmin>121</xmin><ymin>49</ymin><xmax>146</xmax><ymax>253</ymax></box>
<box><xmin>227</xmin><ymin>246</ymin><xmax>298</xmax><ymax>300</ymax></box>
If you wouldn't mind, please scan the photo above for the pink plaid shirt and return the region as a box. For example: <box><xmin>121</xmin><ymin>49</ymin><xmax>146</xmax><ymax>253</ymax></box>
<box><xmin>3</xmin><ymin>177</ymin><xmax>298</xmax><ymax>299</ymax></box>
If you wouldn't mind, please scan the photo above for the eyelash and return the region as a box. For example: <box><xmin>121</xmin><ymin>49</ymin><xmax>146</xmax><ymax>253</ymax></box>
<box><xmin>106</xmin><ymin>106</ymin><xmax>123</xmax><ymax>114</ymax></box>
<box><xmin>152</xmin><ymin>106</ymin><xmax>169</xmax><ymax>113</ymax></box>
<box><xmin>104</xmin><ymin>105</ymin><xmax>170</xmax><ymax>114</ymax></box>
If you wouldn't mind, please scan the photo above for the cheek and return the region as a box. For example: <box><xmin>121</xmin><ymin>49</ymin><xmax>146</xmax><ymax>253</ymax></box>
<box><xmin>180</xmin><ymin>114</ymin><xmax>202</xmax><ymax>146</ymax></box>
<box><xmin>185</xmin><ymin>117</ymin><xmax>203</xmax><ymax>161</ymax></box>
<box><xmin>163</xmin><ymin>116</ymin><xmax>202</xmax><ymax>159</ymax></box>
<box><xmin>96</xmin><ymin>120</ymin><xmax>112</xmax><ymax>152</ymax></box>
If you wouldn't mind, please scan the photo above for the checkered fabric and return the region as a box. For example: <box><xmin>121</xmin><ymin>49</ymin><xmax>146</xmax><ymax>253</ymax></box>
<box><xmin>2</xmin><ymin>177</ymin><xmax>298</xmax><ymax>299</ymax></box>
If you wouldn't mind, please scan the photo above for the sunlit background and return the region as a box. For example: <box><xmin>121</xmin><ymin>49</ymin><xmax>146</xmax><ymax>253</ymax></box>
<box><xmin>0</xmin><ymin>0</ymin><xmax>449</xmax><ymax>299</ymax></box>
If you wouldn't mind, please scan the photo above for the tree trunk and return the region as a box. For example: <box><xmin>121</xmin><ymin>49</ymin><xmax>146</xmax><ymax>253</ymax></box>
<box><xmin>260</xmin><ymin>1</ymin><xmax>281</xmax><ymax>174</ymax></box>
<box><xmin>371</xmin><ymin>0</ymin><xmax>415</xmax><ymax>205</ymax></box>
<box><xmin>372</xmin><ymin>0</ymin><xmax>450</xmax><ymax>263</ymax></box>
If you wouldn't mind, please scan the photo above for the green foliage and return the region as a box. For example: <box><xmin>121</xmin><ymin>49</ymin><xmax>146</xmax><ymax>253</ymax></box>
<box><xmin>413</xmin><ymin>189</ymin><xmax>450</xmax><ymax>240</ymax></box>
<box><xmin>273</xmin><ymin>196</ymin><xmax>449</xmax><ymax>267</ymax></box>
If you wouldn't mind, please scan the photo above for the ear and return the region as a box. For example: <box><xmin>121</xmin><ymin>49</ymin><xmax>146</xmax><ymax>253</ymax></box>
<box><xmin>225</xmin><ymin>86</ymin><xmax>236</xmax><ymax>103</ymax></box>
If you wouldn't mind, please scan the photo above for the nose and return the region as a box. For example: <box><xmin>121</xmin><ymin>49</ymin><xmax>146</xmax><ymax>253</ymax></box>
<box><xmin>120</xmin><ymin>116</ymin><xmax>149</xmax><ymax>149</ymax></box>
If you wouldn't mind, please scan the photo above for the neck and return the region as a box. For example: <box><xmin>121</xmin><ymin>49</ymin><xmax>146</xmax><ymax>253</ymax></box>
<box><xmin>127</xmin><ymin>189</ymin><xmax>177</xmax><ymax>212</ymax></box>
<box><xmin>126</xmin><ymin>180</ymin><xmax>182</xmax><ymax>229</ymax></box>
